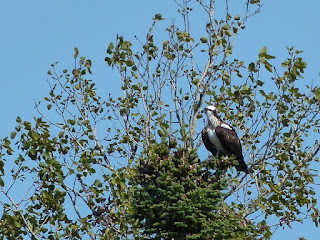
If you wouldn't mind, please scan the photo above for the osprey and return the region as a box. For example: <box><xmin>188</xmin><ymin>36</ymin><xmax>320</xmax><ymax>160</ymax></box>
<box><xmin>202</xmin><ymin>105</ymin><xmax>249</xmax><ymax>174</ymax></box>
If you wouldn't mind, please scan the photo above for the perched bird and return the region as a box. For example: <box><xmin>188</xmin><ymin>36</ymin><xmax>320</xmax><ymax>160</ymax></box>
<box><xmin>201</xmin><ymin>105</ymin><xmax>249</xmax><ymax>174</ymax></box>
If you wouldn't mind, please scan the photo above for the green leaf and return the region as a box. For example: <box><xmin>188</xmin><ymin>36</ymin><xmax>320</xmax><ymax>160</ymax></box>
<box><xmin>265</xmin><ymin>53</ymin><xmax>276</xmax><ymax>60</ymax></box>
<box><xmin>43</xmin><ymin>152</ymin><xmax>50</xmax><ymax>159</ymax></box>
<box><xmin>257</xmin><ymin>80</ymin><xmax>264</xmax><ymax>86</ymax></box>
<box><xmin>94</xmin><ymin>179</ymin><xmax>102</xmax><ymax>187</ymax></box>
<box><xmin>232</xmin><ymin>27</ymin><xmax>239</xmax><ymax>34</ymax></box>
<box><xmin>259</xmin><ymin>47</ymin><xmax>275</xmax><ymax>60</ymax></box>
<box><xmin>30</xmin><ymin>130</ymin><xmax>40</xmax><ymax>140</ymax></box>
<box><xmin>24</xmin><ymin>121</ymin><xmax>31</xmax><ymax>130</ymax></box>
<box><xmin>85</xmin><ymin>60</ymin><xmax>92</xmax><ymax>74</ymax></box>
<box><xmin>264</xmin><ymin>62</ymin><xmax>273</xmax><ymax>72</ymax></box>
<box><xmin>154</xmin><ymin>13</ymin><xmax>164</xmax><ymax>21</ymax></box>
<box><xmin>259</xmin><ymin>89</ymin><xmax>267</xmax><ymax>97</ymax></box>
<box><xmin>68</xmin><ymin>119</ymin><xmax>76</xmax><ymax>125</ymax></box>
<box><xmin>3</xmin><ymin>139</ymin><xmax>11</xmax><ymax>147</ymax></box>
<box><xmin>10</xmin><ymin>132</ymin><xmax>17</xmax><ymax>139</ymax></box>
<box><xmin>126</xmin><ymin>60</ymin><xmax>134</xmax><ymax>67</ymax></box>
<box><xmin>132</xmin><ymin>85</ymin><xmax>139</xmax><ymax>90</ymax></box>
<box><xmin>225</xmin><ymin>30</ymin><xmax>232</xmax><ymax>37</ymax></box>
<box><xmin>14</xmin><ymin>221</ymin><xmax>21</xmax><ymax>228</ymax></box>
<box><xmin>248</xmin><ymin>62</ymin><xmax>255</xmax><ymax>72</ymax></box>
<box><xmin>6</xmin><ymin>147</ymin><xmax>13</xmax><ymax>155</ymax></box>
<box><xmin>222</xmin><ymin>25</ymin><xmax>229</xmax><ymax>30</ymax></box>
<box><xmin>83</xmin><ymin>119</ymin><xmax>90</xmax><ymax>125</ymax></box>
<box><xmin>259</xmin><ymin>46</ymin><xmax>267</xmax><ymax>55</ymax></box>
<box><xmin>74</xmin><ymin>47</ymin><xmax>79</xmax><ymax>58</ymax></box>
<box><xmin>108</xmin><ymin>42</ymin><xmax>114</xmax><ymax>52</ymax></box>
<box><xmin>0</xmin><ymin>178</ymin><xmax>4</xmax><ymax>187</ymax></box>
<box><xmin>200</xmin><ymin>37</ymin><xmax>208</xmax><ymax>43</ymax></box>
<box><xmin>257</xmin><ymin>202</ymin><xmax>267</xmax><ymax>211</ymax></box>
<box><xmin>250</xmin><ymin>0</ymin><xmax>260</xmax><ymax>4</ymax></box>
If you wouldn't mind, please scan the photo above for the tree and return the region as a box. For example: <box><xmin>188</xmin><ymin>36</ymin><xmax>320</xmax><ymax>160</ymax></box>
<box><xmin>1</xmin><ymin>0</ymin><xmax>320</xmax><ymax>239</ymax></box>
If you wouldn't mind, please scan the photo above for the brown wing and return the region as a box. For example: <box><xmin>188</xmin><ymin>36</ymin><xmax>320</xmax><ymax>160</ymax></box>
<box><xmin>202</xmin><ymin>128</ymin><xmax>217</xmax><ymax>156</ymax></box>
<box><xmin>215</xmin><ymin>126</ymin><xmax>249</xmax><ymax>174</ymax></box>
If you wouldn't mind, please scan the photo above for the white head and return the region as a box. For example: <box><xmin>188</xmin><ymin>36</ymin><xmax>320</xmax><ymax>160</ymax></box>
<box><xmin>203</xmin><ymin>105</ymin><xmax>221</xmax><ymax>128</ymax></box>
<box><xmin>205</xmin><ymin>105</ymin><xmax>216</xmax><ymax>112</ymax></box>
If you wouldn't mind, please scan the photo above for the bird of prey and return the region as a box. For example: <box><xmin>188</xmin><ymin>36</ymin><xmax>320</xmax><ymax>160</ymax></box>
<box><xmin>202</xmin><ymin>105</ymin><xmax>249</xmax><ymax>174</ymax></box>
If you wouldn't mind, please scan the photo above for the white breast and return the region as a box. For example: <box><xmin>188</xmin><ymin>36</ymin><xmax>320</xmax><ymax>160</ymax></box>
<box><xmin>207</xmin><ymin>128</ymin><xmax>225</xmax><ymax>153</ymax></box>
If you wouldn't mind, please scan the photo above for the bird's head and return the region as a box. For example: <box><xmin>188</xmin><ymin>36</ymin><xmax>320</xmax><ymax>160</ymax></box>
<box><xmin>202</xmin><ymin>105</ymin><xmax>218</xmax><ymax>117</ymax></box>
<box><xmin>203</xmin><ymin>105</ymin><xmax>221</xmax><ymax>127</ymax></box>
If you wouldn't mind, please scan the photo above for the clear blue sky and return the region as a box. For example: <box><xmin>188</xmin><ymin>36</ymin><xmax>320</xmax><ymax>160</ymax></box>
<box><xmin>1</xmin><ymin>1</ymin><xmax>319</xmax><ymax>239</ymax></box>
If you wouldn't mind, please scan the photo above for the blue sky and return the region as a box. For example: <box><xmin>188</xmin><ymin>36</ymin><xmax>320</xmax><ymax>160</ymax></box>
<box><xmin>1</xmin><ymin>1</ymin><xmax>319</xmax><ymax>239</ymax></box>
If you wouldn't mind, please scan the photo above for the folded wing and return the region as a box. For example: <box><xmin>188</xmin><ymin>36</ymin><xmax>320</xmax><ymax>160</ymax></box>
<box><xmin>215</xmin><ymin>126</ymin><xmax>249</xmax><ymax>173</ymax></box>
